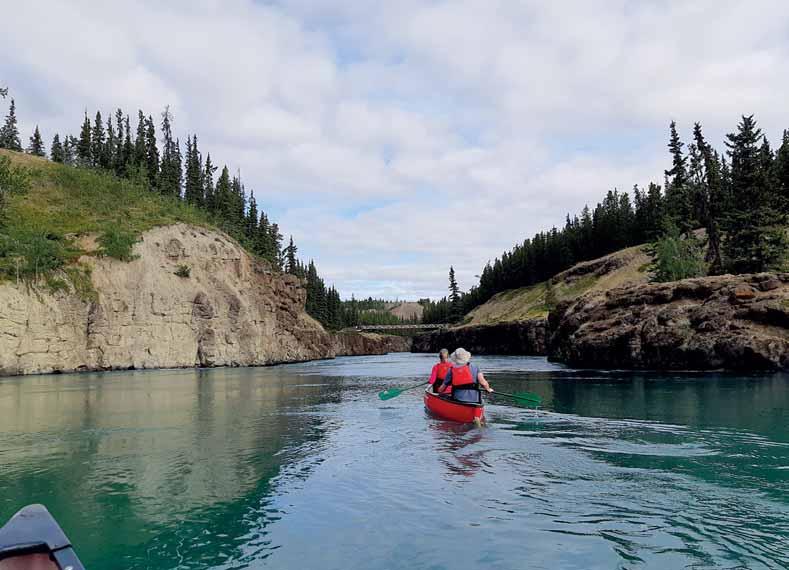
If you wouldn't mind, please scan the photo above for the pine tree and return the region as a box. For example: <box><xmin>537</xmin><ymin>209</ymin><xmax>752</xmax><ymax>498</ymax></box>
<box><xmin>270</xmin><ymin>222</ymin><xmax>283</xmax><ymax>269</ymax></box>
<box><xmin>0</xmin><ymin>99</ymin><xmax>22</xmax><ymax>151</ymax></box>
<box><xmin>448</xmin><ymin>266</ymin><xmax>461</xmax><ymax>321</ymax></box>
<box><xmin>257</xmin><ymin>212</ymin><xmax>273</xmax><ymax>261</ymax></box>
<box><xmin>775</xmin><ymin>130</ymin><xmax>789</xmax><ymax>211</ymax></box>
<box><xmin>122</xmin><ymin>115</ymin><xmax>133</xmax><ymax>172</ymax></box>
<box><xmin>104</xmin><ymin>116</ymin><xmax>115</xmax><ymax>169</ymax></box>
<box><xmin>214</xmin><ymin>165</ymin><xmax>232</xmax><ymax>219</ymax></box>
<box><xmin>133</xmin><ymin>110</ymin><xmax>147</xmax><ymax>168</ymax></box>
<box><xmin>203</xmin><ymin>153</ymin><xmax>216</xmax><ymax>212</ymax></box>
<box><xmin>664</xmin><ymin>121</ymin><xmax>695</xmax><ymax>235</ymax></box>
<box><xmin>285</xmin><ymin>236</ymin><xmax>298</xmax><ymax>274</ymax></box>
<box><xmin>722</xmin><ymin>115</ymin><xmax>786</xmax><ymax>272</ymax></box>
<box><xmin>113</xmin><ymin>109</ymin><xmax>125</xmax><ymax>176</ymax></box>
<box><xmin>91</xmin><ymin>110</ymin><xmax>105</xmax><ymax>168</ymax></box>
<box><xmin>246</xmin><ymin>193</ymin><xmax>258</xmax><ymax>239</ymax></box>
<box><xmin>158</xmin><ymin>106</ymin><xmax>182</xmax><ymax>197</ymax></box>
<box><xmin>50</xmin><ymin>133</ymin><xmax>64</xmax><ymax>163</ymax></box>
<box><xmin>63</xmin><ymin>135</ymin><xmax>77</xmax><ymax>166</ymax></box>
<box><xmin>230</xmin><ymin>174</ymin><xmax>245</xmax><ymax>228</ymax></box>
<box><xmin>144</xmin><ymin>115</ymin><xmax>159</xmax><ymax>190</ymax></box>
<box><xmin>184</xmin><ymin>135</ymin><xmax>204</xmax><ymax>206</ymax></box>
<box><xmin>691</xmin><ymin>123</ymin><xmax>723</xmax><ymax>273</ymax></box>
<box><xmin>27</xmin><ymin>125</ymin><xmax>46</xmax><ymax>157</ymax></box>
<box><xmin>77</xmin><ymin>112</ymin><xmax>92</xmax><ymax>166</ymax></box>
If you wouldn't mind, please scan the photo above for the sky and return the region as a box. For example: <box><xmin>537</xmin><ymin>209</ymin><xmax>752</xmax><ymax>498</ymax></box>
<box><xmin>2</xmin><ymin>1</ymin><xmax>788</xmax><ymax>300</ymax></box>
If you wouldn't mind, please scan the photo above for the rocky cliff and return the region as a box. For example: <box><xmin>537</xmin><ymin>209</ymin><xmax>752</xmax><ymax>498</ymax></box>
<box><xmin>548</xmin><ymin>273</ymin><xmax>789</xmax><ymax>370</ymax></box>
<box><xmin>412</xmin><ymin>320</ymin><xmax>547</xmax><ymax>355</ymax></box>
<box><xmin>334</xmin><ymin>331</ymin><xmax>412</xmax><ymax>356</ymax></box>
<box><xmin>0</xmin><ymin>224</ymin><xmax>406</xmax><ymax>376</ymax></box>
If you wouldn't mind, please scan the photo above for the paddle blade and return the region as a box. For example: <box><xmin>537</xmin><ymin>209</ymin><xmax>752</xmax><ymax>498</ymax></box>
<box><xmin>378</xmin><ymin>388</ymin><xmax>403</xmax><ymax>401</ymax></box>
<box><xmin>488</xmin><ymin>390</ymin><xmax>542</xmax><ymax>407</ymax></box>
<box><xmin>513</xmin><ymin>392</ymin><xmax>542</xmax><ymax>405</ymax></box>
<box><xmin>512</xmin><ymin>397</ymin><xmax>541</xmax><ymax>408</ymax></box>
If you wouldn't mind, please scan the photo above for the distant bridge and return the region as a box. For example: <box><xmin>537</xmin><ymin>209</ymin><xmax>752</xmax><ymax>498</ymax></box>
<box><xmin>348</xmin><ymin>324</ymin><xmax>448</xmax><ymax>332</ymax></box>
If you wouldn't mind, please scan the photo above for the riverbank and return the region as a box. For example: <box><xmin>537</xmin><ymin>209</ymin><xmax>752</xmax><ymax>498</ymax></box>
<box><xmin>414</xmin><ymin>272</ymin><xmax>789</xmax><ymax>371</ymax></box>
<box><xmin>0</xmin><ymin>224</ymin><xmax>410</xmax><ymax>377</ymax></box>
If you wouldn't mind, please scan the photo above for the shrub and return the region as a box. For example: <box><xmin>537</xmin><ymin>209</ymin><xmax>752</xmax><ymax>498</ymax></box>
<box><xmin>174</xmin><ymin>264</ymin><xmax>191</xmax><ymax>278</ymax></box>
<box><xmin>652</xmin><ymin>224</ymin><xmax>707</xmax><ymax>282</ymax></box>
<box><xmin>45</xmin><ymin>276</ymin><xmax>70</xmax><ymax>295</ymax></box>
<box><xmin>98</xmin><ymin>227</ymin><xmax>139</xmax><ymax>261</ymax></box>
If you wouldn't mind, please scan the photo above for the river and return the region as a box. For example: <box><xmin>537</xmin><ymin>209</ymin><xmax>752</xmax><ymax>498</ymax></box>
<box><xmin>0</xmin><ymin>354</ymin><xmax>787</xmax><ymax>569</ymax></box>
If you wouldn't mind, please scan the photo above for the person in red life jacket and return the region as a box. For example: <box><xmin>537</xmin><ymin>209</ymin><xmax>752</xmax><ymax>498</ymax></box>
<box><xmin>439</xmin><ymin>348</ymin><xmax>492</xmax><ymax>403</ymax></box>
<box><xmin>428</xmin><ymin>349</ymin><xmax>452</xmax><ymax>393</ymax></box>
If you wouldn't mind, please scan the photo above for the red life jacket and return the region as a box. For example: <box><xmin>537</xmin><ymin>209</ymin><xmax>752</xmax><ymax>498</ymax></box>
<box><xmin>435</xmin><ymin>361</ymin><xmax>452</xmax><ymax>381</ymax></box>
<box><xmin>450</xmin><ymin>364</ymin><xmax>476</xmax><ymax>389</ymax></box>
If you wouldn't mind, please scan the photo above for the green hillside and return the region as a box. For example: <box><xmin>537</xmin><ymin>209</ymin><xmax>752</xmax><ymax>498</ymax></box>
<box><xmin>0</xmin><ymin>149</ymin><xmax>210</xmax><ymax>283</ymax></box>
<box><xmin>463</xmin><ymin>244</ymin><xmax>652</xmax><ymax>326</ymax></box>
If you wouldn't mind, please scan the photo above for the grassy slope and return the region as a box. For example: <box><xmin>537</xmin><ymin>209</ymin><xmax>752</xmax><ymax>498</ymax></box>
<box><xmin>463</xmin><ymin>244</ymin><xmax>652</xmax><ymax>326</ymax></box>
<box><xmin>2</xmin><ymin>150</ymin><xmax>209</xmax><ymax>238</ymax></box>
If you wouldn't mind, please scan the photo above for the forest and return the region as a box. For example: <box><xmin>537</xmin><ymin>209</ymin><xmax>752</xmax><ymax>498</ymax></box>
<box><xmin>453</xmin><ymin>118</ymin><xmax>789</xmax><ymax>317</ymax></box>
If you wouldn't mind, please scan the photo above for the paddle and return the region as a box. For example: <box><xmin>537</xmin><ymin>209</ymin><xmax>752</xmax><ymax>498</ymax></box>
<box><xmin>378</xmin><ymin>381</ymin><xmax>428</xmax><ymax>401</ymax></box>
<box><xmin>485</xmin><ymin>389</ymin><xmax>542</xmax><ymax>407</ymax></box>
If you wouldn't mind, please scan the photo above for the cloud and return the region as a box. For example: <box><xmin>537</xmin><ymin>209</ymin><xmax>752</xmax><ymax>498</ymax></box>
<box><xmin>2</xmin><ymin>0</ymin><xmax>788</xmax><ymax>299</ymax></box>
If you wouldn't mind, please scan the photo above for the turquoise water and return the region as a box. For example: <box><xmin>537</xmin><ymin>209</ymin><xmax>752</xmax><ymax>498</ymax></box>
<box><xmin>0</xmin><ymin>354</ymin><xmax>787</xmax><ymax>569</ymax></box>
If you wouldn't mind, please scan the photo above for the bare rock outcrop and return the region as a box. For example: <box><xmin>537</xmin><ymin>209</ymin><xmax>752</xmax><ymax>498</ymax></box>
<box><xmin>412</xmin><ymin>320</ymin><xmax>547</xmax><ymax>355</ymax></box>
<box><xmin>0</xmin><ymin>224</ymin><xmax>337</xmax><ymax>376</ymax></box>
<box><xmin>547</xmin><ymin>273</ymin><xmax>789</xmax><ymax>370</ymax></box>
<box><xmin>334</xmin><ymin>331</ymin><xmax>412</xmax><ymax>356</ymax></box>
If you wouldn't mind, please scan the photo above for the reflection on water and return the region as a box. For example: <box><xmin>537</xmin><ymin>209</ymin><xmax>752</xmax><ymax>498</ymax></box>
<box><xmin>0</xmin><ymin>354</ymin><xmax>787</xmax><ymax>569</ymax></box>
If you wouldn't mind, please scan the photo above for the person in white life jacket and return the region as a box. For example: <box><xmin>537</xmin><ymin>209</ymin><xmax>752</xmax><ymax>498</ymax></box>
<box><xmin>439</xmin><ymin>348</ymin><xmax>492</xmax><ymax>403</ymax></box>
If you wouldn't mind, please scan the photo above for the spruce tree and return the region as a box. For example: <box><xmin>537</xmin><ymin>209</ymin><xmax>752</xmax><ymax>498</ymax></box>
<box><xmin>285</xmin><ymin>236</ymin><xmax>298</xmax><ymax>274</ymax></box>
<box><xmin>104</xmin><ymin>116</ymin><xmax>115</xmax><ymax>169</ymax></box>
<box><xmin>448</xmin><ymin>266</ymin><xmax>461</xmax><ymax>320</ymax></box>
<box><xmin>246</xmin><ymin>193</ymin><xmax>258</xmax><ymax>239</ymax></box>
<box><xmin>27</xmin><ymin>125</ymin><xmax>46</xmax><ymax>157</ymax></box>
<box><xmin>0</xmin><ymin>99</ymin><xmax>22</xmax><ymax>151</ymax></box>
<box><xmin>230</xmin><ymin>175</ymin><xmax>246</xmax><ymax>228</ymax></box>
<box><xmin>63</xmin><ymin>135</ymin><xmax>77</xmax><ymax>166</ymax></box>
<box><xmin>133</xmin><ymin>110</ymin><xmax>147</xmax><ymax>168</ymax></box>
<box><xmin>270</xmin><ymin>222</ymin><xmax>283</xmax><ymax>269</ymax></box>
<box><xmin>144</xmin><ymin>115</ymin><xmax>159</xmax><ymax>190</ymax></box>
<box><xmin>113</xmin><ymin>109</ymin><xmax>125</xmax><ymax>176</ymax></box>
<box><xmin>91</xmin><ymin>110</ymin><xmax>105</xmax><ymax>168</ymax></box>
<box><xmin>257</xmin><ymin>211</ymin><xmax>272</xmax><ymax>260</ymax></box>
<box><xmin>159</xmin><ymin>106</ymin><xmax>181</xmax><ymax>197</ymax></box>
<box><xmin>203</xmin><ymin>153</ymin><xmax>216</xmax><ymax>212</ymax></box>
<box><xmin>664</xmin><ymin>121</ymin><xmax>695</xmax><ymax>234</ymax></box>
<box><xmin>723</xmin><ymin>115</ymin><xmax>786</xmax><ymax>272</ymax></box>
<box><xmin>214</xmin><ymin>166</ymin><xmax>232</xmax><ymax>219</ymax></box>
<box><xmin>122</xmin><ymin>115</ymin><xmax>133</xmax><ymax>172</ymax></box>
<box><xmin>50</xmin><ymin>133</ymin><xmax>64</xmax><ymax>163</ymax></box>
<box><xmin>774</xmin><ymin>130</ymin><xmax>789</xmax><ymax>210</ymax></box>
<box><xmin>184</xmin><ymin>135</ymin><xmax>204</xmax><ymax>205</ymax></box>
<box><xmin>691</xmin><ymin>123</ymin><xmax>723</xmax><ymax>273</ymax></box>
<box><xmin>77</xmin><ymin>112</ymin><xmax>92</xmax><ymax>166</ymax></box>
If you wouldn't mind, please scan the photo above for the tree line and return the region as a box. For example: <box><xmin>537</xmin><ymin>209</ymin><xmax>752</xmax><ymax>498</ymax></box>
<box><xmin>456</xmin><ymin>116</ymin><xmax>788</xmax><ymax>317</ymax></box>
<box><xmin>0</xmin><ymin>91</ymin><xmax>355</xmax><ymax>328</ymax></box>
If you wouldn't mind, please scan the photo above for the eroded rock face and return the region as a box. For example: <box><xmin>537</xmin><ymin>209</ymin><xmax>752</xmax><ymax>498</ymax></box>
<box><xmin>334</xmin><ymin>332</ymin><xmax>412</xmax><ymax>356</ymax></box>
<box><xmin>412</xmin><ymin>320</ymin><xmax>547</xmax><ymax>355</ymax></box>
<box><xmin>547</xmin><ymin>273</ymin><xmax>789</xmax><ymax>370</ymax></box>
<box><xmin>0</xmin><ymin>224</ymin><xmax>339</xmax><ymax>376</ymax></box>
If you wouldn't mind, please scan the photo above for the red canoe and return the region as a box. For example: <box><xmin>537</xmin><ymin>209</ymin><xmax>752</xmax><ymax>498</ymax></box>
<box><xmin>423</xmin><ymin>388</ymin><xmax>484</xmax><ymax>423</ymax></box>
